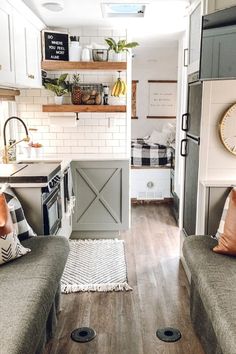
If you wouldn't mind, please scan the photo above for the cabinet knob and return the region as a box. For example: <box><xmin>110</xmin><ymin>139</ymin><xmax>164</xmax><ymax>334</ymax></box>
<box><xmin>28</xmin><ymin>74</ymin><xmax>35</xmax><ymax>79</ymax></box>
<box><xmin>147</xmin><ymin>181</ymin><xmax>154</xmax><ymax>189</ymax></box>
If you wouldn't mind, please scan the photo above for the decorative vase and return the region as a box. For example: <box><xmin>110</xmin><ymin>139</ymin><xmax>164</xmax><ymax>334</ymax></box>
<box><xmin>54</xmin><ymin>96</ymin><xmax>63</xmax><ymax>105</ymax></box>
<box><xmin>69</xmin><ymin>37</ymin><xmax>81</xmax><ymax>61</ymax></box>
<box><xmin>71</xmin><ymin>85</ymin><xmax>82</xmax><ymax>104</ymax></box>
<box><xmin>112</xmin><ymin>52</ymin><xmax>122</xmax><ymax>62</ymax></box>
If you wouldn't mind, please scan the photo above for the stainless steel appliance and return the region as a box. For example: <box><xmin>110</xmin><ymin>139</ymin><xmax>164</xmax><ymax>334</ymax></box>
<box><xmin>181</xmin><ymin>78</ymin><xmax>202</xmax><ymax>236</ymax></box>
<box><xmin>0</xmin><ymin>163</ymin><xmax>62</xmax><ymax>235</ymax></box>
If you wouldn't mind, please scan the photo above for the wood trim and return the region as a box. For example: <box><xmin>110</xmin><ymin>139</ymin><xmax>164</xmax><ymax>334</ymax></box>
<box><xmin>146</xmin><ymin>116</ymin><xmax>176</xmax><ymax>119</ymax></box>
<box><xmin>0</xmin><ymin>88</ymin><xmax>20</xmax><ymax>99</ymax></box>
<box><xmin>131</xmin><ymin>165</ymin><xmax>171</xmax><ymax>169</ymax></box>
<box><xmin>41</xmin><ymin>60</ymin><xmax>127</xmax><ymax>71</ymax></box>
<box><xmin>0</xmin><ymin>96</ymin><xmax>15</xmax><ymax>101</ymax></box>
<box><xmin>43</xmin><ymin>104</ymin><xmax>126</xmax><ymax>113</ymax></box>
<box><xmin>132</xmin><ymin>80</ymin><xmax>138</xmax><ymax>119</ymax></box>
<box><xmin>131</xmin><ymin>198</ymin><xmax>173</xmax><ymax>205</ymax></box>
<box><xmin>148</xmin><ymin>80</ymin><xmax>177</xmax><ymax>83</ymax></box>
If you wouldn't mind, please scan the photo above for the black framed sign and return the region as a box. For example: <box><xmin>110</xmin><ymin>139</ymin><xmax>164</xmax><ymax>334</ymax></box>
<box><xmin>42</xmin><ymin>30</ymin><xmax>69</xmax><ymax>61</ymax></box>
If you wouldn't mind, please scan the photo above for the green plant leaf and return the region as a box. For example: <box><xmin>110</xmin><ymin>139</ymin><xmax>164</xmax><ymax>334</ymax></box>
<box><xmin>125</xmin><ymin>42</ymin><xmax>139</xmax><ymax>49</ymax></box>
<box><xmin>44</xmin><ymin>83</ymin><xmax>68</xmax><ymax>96</ymax></box>
<box><xmin>105</xmin><ymin>37</ymin><xmax>117</xmax><ymax>50</ymax></box>
<box><xmin>58</xmin><ymin>73</ymin><xmax>68</xmax><ymax>84</ymax></box>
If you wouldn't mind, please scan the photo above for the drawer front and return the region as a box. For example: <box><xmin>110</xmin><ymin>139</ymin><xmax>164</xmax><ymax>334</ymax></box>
<box><xmin>131</xmin><ymin>169</ymin><xmax>171</xmax><ymax>199</ymax></box>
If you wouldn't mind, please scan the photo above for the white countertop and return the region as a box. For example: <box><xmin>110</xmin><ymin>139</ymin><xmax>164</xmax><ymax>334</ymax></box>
<box><xmin>17</xmin><ymin>153</ymin><xmax>130</xmax><ymax>170</ymax></box>
<box><xmin>201</xmin><ymin>180</ymin><xmax>236</xmax><ymax>187</ymax></box>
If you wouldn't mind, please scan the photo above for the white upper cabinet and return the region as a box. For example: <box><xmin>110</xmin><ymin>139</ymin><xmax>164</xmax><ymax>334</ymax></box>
<box><xmin>0</xmin><ymin>0</ymin><xmax>44</xmax><ymax>88</ymax></box>
<box><xmin>0</xmin><ymin>0</ymin><xmax>15</xmax><ymax>85</ymax></box>
<box><xmin>13</xmin><ymin>9</ymin><xmax>41</xmax><ymax>88</ymax></box>
<box><xmin>187</xmin><ymin>0</ymin><xmax>203</xmax><ymax>75</ymax></box>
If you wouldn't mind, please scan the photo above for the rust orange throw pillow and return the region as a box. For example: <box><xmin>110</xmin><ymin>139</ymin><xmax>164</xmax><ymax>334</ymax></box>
<box><xmin>0</xmin><ymin>193</ymin><xmax>13</xmax><ymax>236</ymax></box>
<box><xmin>213</xmin><ymin>188</ymin><xmax>236</xmax><ymax>256</ymax></box>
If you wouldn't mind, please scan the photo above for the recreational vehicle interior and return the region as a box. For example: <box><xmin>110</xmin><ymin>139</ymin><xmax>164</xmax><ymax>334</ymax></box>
<box><xmin>1</xmin><ymin>1</ymin><xmax>236</xmax><ymax>353</ymax></box>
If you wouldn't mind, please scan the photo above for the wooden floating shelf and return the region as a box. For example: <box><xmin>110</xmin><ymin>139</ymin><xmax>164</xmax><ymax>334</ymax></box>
<box><xmin>42</xmin><ymin>105</ymin><xmax>127</xmax><ymax>113</ymax></box>
<box><xmin>41</xmin><ymin>60</ymin><xmax>127</xmax><ymax>71</ymax></box>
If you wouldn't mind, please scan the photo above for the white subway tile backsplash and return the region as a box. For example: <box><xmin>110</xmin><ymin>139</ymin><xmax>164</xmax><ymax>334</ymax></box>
<box><xmin>45</xmin><ymin>147</ymin><xmax>57</xmax><ymax>154</ymax></box>
<box><xmin>77</xmin><ymin>140</ymin><xmax>91</xmax><ymax>147</ymax></box>
<box><xmin>64</xmin><ymin>140</ymin><xmax>77</xmax><ymax>147</ymax></box>
<box><xmin>33</xmin><ymin>96</ymin><xmax>48</xmax><ymax>105</ymax></box>
<box><xmin>50</xmin><ymin>126</ymin><xmax>64</xmax><ymax>133</ymax></box>
<box><xmin>99</xmin><ymin>146</ymin><xmax>113</xmax><ymax>153</ymax></box>
<box><xmin>26</xmin><ymin>104</ymin><xmax>41</xmax><ymax>112</ymax></box>
<box><xmin>106</xmin><ymin>140</ymin><xmax>120</xmax><ymax>147</ymax></box>
<box><xmin>43</xmin><ymin>132</ymin><xmax>57</xmax><ymax>140</ymax></box>
<box><xmin>57</xmin><ymin>146</ymin><xmax>71</xmax><ymax>153</ymax></box>
<box><xmin>85</xmin><ymin>132</ymin><xmax>99</xmax><ymax>139</ymax></box>
<box><xmin>50</xmin><ymin>139</ymin><xmax>64</xmax><ymax>147</ymax></box>
<box><xmin>38</xmin><ymin>126</ymin><xmax>50</xmax><ymax>133</ymax></box>
<box><xmin>26</xmin><ymin>89</ymin><xmax>42</xmax><ymax>97</ymax></box>
<box><xmin>113</xmin><ymin>132</ymin><xmax>125</xmax><ymax>140</ymax></box>
<box><xmin>71</xmin><ymin>146</ymin><xmax>85</xmax><ymax>153</ymax></box>
<box><xmin>85</xmin><ymin>146</ymin><xmax>99</xmax><ymax>153</ymax></box>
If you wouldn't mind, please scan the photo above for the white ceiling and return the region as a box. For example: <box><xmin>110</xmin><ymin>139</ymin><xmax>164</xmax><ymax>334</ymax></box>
<box><xmin>23</xmin><ymin>0</ymin><xmax>189</xmax><ymax>45</ymax></box>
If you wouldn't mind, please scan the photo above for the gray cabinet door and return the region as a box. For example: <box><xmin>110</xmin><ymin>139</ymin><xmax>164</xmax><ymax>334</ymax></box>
<box><xmin>71</xmin><ymin>160</ymin><xmax>129</xmax><ymax>232</ymax></box>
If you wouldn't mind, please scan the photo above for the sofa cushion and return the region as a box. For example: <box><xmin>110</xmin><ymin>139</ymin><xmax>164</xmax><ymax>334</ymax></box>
<box><xmin>183</xmin><ymin>235</ymin><xmax>236</xmax><ymax>354</ymax></box>
<box><xmin>0</xmin><ymin>236</ymin><xmax>69</xmax><ymax>354</ymax></box>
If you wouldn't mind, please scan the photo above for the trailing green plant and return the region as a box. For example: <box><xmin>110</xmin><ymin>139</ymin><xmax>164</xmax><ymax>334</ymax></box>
<box><xmin>105</xmin><ymin>38</ymin><xmax>139</xmax><ymax>53</ymax></box>
<box><xmin>43</xmin><ymin>73</ymin><xmax>69</xmax><ymax>96</ymax></box>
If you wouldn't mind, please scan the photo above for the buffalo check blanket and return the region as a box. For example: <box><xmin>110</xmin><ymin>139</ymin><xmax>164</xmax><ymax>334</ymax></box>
<box><xmin>131</xmin><ymin>139</ymin><xmax>172</xmax><ymax>167</ymax></box>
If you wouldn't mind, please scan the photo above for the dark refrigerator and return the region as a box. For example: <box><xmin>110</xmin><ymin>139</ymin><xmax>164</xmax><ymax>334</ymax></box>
<box><xmin>181</xmin><ymin>80</ymin><xmax>202</xmax><ymax>236</ymax></box>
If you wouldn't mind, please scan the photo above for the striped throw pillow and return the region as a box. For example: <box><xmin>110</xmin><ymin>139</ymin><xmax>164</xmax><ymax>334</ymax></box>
<box><xmin>1</xmin><ymin>184</ymin><xmax>36</xmax><ymax>241</ymax></box>
<box><xmin>0</xmin><ymin>194</ymin><xmax>30</xmax><ymax>265</ymax></box>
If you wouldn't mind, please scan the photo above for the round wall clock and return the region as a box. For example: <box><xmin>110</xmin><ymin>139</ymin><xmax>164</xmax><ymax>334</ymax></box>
<box><xmin>219</xmin><ymin>103</ymin><xmax>236</xmax><ymax>155</ymax></box>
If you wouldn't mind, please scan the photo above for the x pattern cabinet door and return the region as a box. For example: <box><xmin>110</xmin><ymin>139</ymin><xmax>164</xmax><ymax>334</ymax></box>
<box><xmin>72</xmin><ymin>161</ymin><xmax>129</xmax><ymax>231</ymax></box>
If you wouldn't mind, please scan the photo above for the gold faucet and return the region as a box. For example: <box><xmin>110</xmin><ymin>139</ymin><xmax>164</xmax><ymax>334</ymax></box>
<box><xmin>2</xmin><ymin>116</ymin><xmax>30</xmax><ymax>164</ymax></box>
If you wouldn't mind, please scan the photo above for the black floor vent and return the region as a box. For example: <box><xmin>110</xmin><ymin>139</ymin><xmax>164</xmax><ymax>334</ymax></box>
<box><xmin>156</xmin><ymin>327</ymin><xmax>181</xmax><ymax>342</ymax></box>
<box><xmin>71</xmin><ymin>327</ymin><xmax>96</xmax><ymax>343</ymax></box>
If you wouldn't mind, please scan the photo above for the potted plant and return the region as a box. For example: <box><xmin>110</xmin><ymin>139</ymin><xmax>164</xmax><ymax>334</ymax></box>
<box><xmin>43</xmin><ymin>73</ymin><xmax>69</xmax><ymax>104</ymax></box>
<box><xmin>105</xmin><ymin>38</ymin><xmax>139</xmax><ymax>61</ymax></box>
<box><xmin>71</xmin><ymin>74</ymin><xmax>82</xmax><ymax>104</ymax></box>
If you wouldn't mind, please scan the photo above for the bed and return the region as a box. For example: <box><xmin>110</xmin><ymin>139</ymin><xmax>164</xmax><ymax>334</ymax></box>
<box><xmin>131</xmin><ymin>138</ymin><xmax>172</xmax><ymax>167</ymax></box>
<box><xmin>131</xmin><ymin>138</ymin><xmax>175</xmax><ymax>202</ymax></box>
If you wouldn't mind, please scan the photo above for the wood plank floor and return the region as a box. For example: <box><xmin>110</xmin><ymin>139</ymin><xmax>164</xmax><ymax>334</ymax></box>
<box><xmin>44</xmin><ymin>204</ymin><xmax>205</xmax><ymax>354</ymax></box>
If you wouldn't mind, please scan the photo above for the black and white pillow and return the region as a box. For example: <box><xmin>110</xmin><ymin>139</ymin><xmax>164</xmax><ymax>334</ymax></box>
<box><xmin>1</xmin><ymin>184</ymin><xmax>36</xmax><ymax>241</ymax></box>
<box><xmin>0</xmin><ymin>231</ymin><xmax>31</xmax><ymax>265</ymax></box>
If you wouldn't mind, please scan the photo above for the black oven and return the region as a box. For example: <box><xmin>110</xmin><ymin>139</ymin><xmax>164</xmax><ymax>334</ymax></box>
<box><xmin>42</xmin><ymin>179</ymin><xmax>62</xmax><ymax>235</ymax></box>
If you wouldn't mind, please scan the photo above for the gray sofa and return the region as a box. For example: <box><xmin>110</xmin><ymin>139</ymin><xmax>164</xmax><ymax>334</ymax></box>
<box><xmin>0</xmin><ymin>236</ymin><xmax>69</xmax><ymax>354</ymax></box>
<box><xmin>183</xmin><ymin>235</ymin><xmax>236</xmax><ymax>354</ymax></box>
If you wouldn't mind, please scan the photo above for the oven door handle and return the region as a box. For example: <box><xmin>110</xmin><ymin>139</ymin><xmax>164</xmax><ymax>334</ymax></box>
<box><xmin>43</xmin><ymin>185</ymin><xmax>60</xmax><ymax>207</ymax></box>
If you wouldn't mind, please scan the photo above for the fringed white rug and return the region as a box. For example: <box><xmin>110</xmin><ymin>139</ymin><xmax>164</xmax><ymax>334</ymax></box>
<box><xmin>61</xmin><ymin>239</ymin><xmax>132</xmax><ymax>294</ymax></box>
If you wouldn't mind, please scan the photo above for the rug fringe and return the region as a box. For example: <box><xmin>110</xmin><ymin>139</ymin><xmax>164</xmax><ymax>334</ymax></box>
<box><xmin>61</xmin><ymin>282</ymin><xmax>132</xmax><ymax>294</ymax></box>
<box><xmin>69</xmin><ymin>238</ymin><xmax>123</xmax><ymax>245</ymax></box>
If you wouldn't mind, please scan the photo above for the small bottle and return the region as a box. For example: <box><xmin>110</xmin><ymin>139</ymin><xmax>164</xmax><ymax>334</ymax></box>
<box><xmin>8</xmin><ymin>139</ymin><xmax>16</xmax><ymax>161</ymax></box>
<box><xmin>103</xmin><ymin>85</ymin><xmax>109</xmax><ymax>105</ymax></box>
